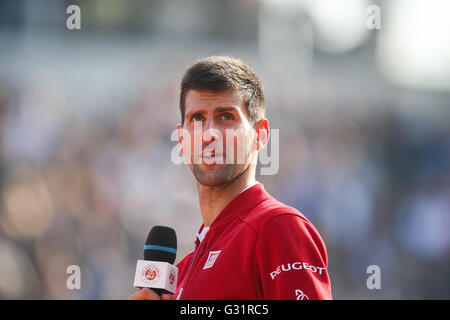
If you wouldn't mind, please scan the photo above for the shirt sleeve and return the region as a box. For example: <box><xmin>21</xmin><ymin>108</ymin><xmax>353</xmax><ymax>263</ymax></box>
<box><xmin>255</xmin><ymin>213</ymin><xmax>332</xmax><ymax>300</ymax></box>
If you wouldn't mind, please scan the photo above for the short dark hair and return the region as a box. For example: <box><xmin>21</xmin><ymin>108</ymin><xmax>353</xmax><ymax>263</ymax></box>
<box><xmin>179</xmin><ymin>56</ymin><xmax>266</xmax><ymax>125</ymax></box>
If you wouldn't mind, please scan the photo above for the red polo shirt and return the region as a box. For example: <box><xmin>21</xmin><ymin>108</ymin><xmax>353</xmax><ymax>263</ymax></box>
<box><xmin>174</xmin><ymin>183</ymin><xmax>332</xmax><ymax>300</ymax></box>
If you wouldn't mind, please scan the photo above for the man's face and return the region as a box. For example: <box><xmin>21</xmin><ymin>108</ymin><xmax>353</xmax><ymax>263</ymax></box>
<box><xmin>177</xmin><ymin>89</ymin><xmax>258</xmax><ymax>187</ymax></box>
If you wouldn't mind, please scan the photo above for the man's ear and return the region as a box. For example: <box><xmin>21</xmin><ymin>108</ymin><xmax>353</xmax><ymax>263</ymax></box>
<box><xmin>176</xmin><ymin>124</ymin><xmax>184</xmax><ymax>156</ymax></box>
<box><xmin>253</xmin><ymin>119</ymin><xmax>269</xmax><ymax>151</ymax></box>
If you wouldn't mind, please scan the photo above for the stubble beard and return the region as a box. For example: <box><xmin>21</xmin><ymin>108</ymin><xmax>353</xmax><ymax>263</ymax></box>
<box><xmin>191</xmin><ymin>162</ymin><xmax>250</xmax><ymax>187</ymax></box>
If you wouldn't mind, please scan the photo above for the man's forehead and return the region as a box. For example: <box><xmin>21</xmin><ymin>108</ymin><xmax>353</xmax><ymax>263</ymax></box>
<box><xmin>185</xmin><ymin>89</ymin><xmax>245</xmax><ymax>112</ymax></box>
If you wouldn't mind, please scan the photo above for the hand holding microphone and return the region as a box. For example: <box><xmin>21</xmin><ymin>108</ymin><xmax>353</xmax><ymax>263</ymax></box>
<box><xmin>129</xmin><ymin>226</ymin><xmax>178</xmax><ymax>300</ymax></box>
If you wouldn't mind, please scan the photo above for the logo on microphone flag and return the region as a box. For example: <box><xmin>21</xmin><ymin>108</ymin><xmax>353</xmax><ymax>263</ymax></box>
<box><xmin>142</xmin><ymin>264</ymin><xmax>160</xmax><ymax>285</ymax></box>
<box><xmin>169</xmin><ymin>270</ymin><xmax>176</xmax><ymax>285</ymax></box>
<box><xmin>134</xmin><ymin>260</ymin><xmax>178</xmax><ymax>293</ymax></box>
<box><xmin>203</xmin><ymin>250</ymin><xmax>221</xmax><ymax>269</ymax></box>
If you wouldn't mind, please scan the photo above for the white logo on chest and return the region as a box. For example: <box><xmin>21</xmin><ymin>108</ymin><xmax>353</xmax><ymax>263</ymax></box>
<box><xmin>203</xmin><ymin>250</ymin><xmax>221</xmax><ymax>270</ymax></box>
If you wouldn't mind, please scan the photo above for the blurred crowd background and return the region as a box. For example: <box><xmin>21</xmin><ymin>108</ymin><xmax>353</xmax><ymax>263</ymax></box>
<box><xmin>0</xmin><ymin>0</ymin><xmax>449</xmax><ymax>299</ymax></box>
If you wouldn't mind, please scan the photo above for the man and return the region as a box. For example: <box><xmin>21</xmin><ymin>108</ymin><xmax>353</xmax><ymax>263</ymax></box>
<box><xmin>129</xmin><ymin>56</ymin><xmax>332</xmax><ymax>300</ymax></box>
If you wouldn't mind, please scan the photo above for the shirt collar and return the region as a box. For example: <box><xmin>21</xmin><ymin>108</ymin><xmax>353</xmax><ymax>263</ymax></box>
<box><xmin>238</xmin><ymin>180</ymin><xmax>259</xmax><ymax>195</ymax></box>
<box><xmin>193</xmin><ymin>182</ymin><xmax>271</xmax><ymax>247</ymax></box>
<box><xmin>208</xmin><ymin>183</ymin><xmax>270</xmax><ymax>230</ymax></box>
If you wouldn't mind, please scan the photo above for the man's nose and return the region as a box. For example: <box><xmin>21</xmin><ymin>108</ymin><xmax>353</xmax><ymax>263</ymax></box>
<box><xmin>203</xmin><ymin>117</ymin><xmax>215</xmax><ymax>130</ymax></box>
<box><xmin>202</xmin><ymin>118</ymin><xmax>217</xmax><ymax>142</ymax></box>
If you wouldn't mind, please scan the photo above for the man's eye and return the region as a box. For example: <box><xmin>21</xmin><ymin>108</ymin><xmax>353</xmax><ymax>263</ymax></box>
<box><xmin>192</xmin><ymin>114</ymin><xmax>204</xmax><ymax>122</ymax></box>
<box><xmin>220</xmin><ymin>113</ymin><xmax>234</xmax><ymax>121</ymax></box>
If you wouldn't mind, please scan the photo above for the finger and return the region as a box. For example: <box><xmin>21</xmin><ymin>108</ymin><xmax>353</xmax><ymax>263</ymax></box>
<box><xmin>128</xmin><ymin>287</ymin><xmax>161</xmax><ymax>300</ymax></box>
<box><xmin>161</xmin><ymin>293</ymin><xmax>173</xmax><ymax>300</ymax></box>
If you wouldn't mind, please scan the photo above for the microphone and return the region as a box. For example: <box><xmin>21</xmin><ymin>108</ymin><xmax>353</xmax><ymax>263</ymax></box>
<box><xmin>133</xmin><ymin>226</ymin><xmax>178</xmax><ymax>295</ymax></box>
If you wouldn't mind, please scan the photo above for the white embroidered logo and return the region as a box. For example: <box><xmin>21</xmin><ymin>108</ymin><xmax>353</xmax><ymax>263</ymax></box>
<box><xmin>203</xmin><ymin>250</ymin><xmax>221</xmax><ymax>270</ymax></box>
<box><xmin>296</xmin><ymin>289</ymin><xmax>309</xmax><ymax>300</ymax></box>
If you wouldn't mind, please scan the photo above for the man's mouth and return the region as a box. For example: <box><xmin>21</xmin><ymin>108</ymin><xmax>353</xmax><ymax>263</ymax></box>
<box><xmin>199</xmin><ymin>149</ymin><xmax>224</xmax><ymax>164</ymax></box>
<box><xmin>202</xmin><ymin>149</ymin><xmax>222</xmax><ymax>157</ymax></box>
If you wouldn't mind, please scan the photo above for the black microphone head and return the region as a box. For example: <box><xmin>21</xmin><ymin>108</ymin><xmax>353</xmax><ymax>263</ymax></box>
<box><xmin>144</xmin><ymin>226</ymin><xmax>177</xmax><ymax>264</ymax></box>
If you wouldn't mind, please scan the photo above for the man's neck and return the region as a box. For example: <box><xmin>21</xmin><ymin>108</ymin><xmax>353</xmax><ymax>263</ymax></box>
<box><xmin>196</xmin><ymin>169</ymin><xmax>256</xmax><ymax>227</ymax></box>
